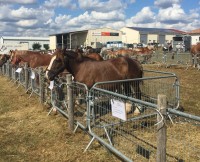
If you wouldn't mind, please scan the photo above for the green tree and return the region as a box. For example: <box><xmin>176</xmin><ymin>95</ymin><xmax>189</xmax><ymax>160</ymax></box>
<box><xmin>32</xmin><ymin>42</ymin><xmax>41</xmax><ymax>50</ymax></box>
<box><xmin>43</xmin><ymin>44</ymin><xmax>49</xmax><ymax>50</ymax></box>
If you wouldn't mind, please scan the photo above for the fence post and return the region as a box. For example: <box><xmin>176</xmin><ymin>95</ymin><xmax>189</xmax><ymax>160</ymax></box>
<box><xmin>157</xmin><ymin>94</ymin><xmax>167</xmax><ymax>162</ymax></box>
<box><xmin>39</xmin><ymin>67</ymin><xmax>45</xmax><ymax>104</ymax></box>
<box><xmin>67</xmin><ymin>74</ymin><xmax>74</xmax><ymax>132</ymax></box>
<box><xmin>24</xmin><ymin>63</ymin><xmax>29</xmax><ymax>91</ymax></box>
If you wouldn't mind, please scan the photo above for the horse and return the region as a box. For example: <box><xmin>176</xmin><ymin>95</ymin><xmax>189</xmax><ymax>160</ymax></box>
<box><xmin>190</xmin><ymin>43</ymin><xmax>200</xmax><ymax>67</ymax></box>
<box><xmin>46</xmin><ymin>49</ymin><xmax>143</xmax><ymax>100</ymax></box>
<box><xmin>0</xmin><ymin>54</ymin><xmax>10</xmax><ymax>67</ymax></box>
<box><xmin>113</xmin><ymin>49</ymin><xmax>135</xmax><ymax>57</ymax></box>
<box><xmin>74</xmin><ymin>48</ymin><xmax>104</xmax><ymax>61</ymax></box>
<box><xmin>11</xmin><ymin>51</ymin><xmax>53</xmax><ymax>68</ymax></box>
<box><xmin>84</xmin><ymin>53</ymin><xmax>104</xmax><ymax>61</ymax></box>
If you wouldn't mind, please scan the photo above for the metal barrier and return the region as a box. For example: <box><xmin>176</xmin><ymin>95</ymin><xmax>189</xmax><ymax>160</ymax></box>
<box><xmin>150</xmin><ymin>51</ymin><xmax>193</xmax><ymax>69</ymax></box>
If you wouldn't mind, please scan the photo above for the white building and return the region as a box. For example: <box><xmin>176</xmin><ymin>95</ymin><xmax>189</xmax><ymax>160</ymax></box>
<box><xmin>120</xmin><ymin>27</ymin><xmax>185</xmax><ymax>45</ymax></box>
<box><xmin>49</xmin><ymin>27</ymin><xmax>122</xmax><ymax>49</ymax></box>
<box><xmin>0</xmin><ymin>36</ymin><xmax>50</xmax><ymax>54</ymax></box>
<box><xmin>188</xmin><ymin>28</ymin><xmax>200</xmax><ymax>45</ymax></box>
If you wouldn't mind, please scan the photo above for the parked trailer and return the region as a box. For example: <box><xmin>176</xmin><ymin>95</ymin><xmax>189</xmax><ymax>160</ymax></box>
<box><xmin>172</xmin><ymin>35</ymin><xmax>191</xmax><ymax>52</ymax></box>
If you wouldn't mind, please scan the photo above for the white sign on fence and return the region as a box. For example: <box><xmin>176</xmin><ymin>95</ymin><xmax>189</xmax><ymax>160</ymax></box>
<box><xmin>48</xmin><ymin>81</ymin><xmax>54</xmax><ymax>90</ymax></box>
<box><xmin>111</xmin><ymin>99</ymin><xmax>127</xmax><ymax>121</ymax></box>
<box><xmin>16</xmin><ymin>68</ymin><xmax>22</xmax><ymax>73</ymax></box>
<box><xmin>31</xmin><ymin>71</ymin><xmax>35</xmax><ymax>79</ymax></box>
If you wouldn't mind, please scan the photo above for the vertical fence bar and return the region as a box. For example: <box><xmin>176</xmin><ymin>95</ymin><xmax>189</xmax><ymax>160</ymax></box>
<box><xmin>67</xmin><ymin>74</ymin><xmax>74</xmax><ymax>132</ymax></box>
<box><xmin>24</xmin><ymin>63</ymin><xmax>29</xmax><ymax>91</ymax></box>
<box><xmin>157</xmin><ymin>94</ymin><xmax>167</xmax><ymax>162</ymax></box>
<box><xmin>39</xmin><ymin>67</ymin><xmax>45</xmax><ymax>103</ymax></box>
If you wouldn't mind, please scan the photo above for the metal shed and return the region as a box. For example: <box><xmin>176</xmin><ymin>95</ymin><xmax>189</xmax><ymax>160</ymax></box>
<box><xmin>0</xmin><ymin>36</ymin><xmax>49</xmax><ymax>53</ymax></box>
<box><xmin>49</xmin><ymin>27</ymin><xmax>122</xmax><ymax>50</ymax></box>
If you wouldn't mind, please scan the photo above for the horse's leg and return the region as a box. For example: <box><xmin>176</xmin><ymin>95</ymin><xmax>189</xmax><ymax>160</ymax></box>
<box><xmin>132</xmin><ymin>81</ymin><xmax>144</xmax><ymax>114</ymax></box>
<box><xmin>123</xmin><ymin>82</ymin><xmax>143</xmax><ymax>115</ymax></box>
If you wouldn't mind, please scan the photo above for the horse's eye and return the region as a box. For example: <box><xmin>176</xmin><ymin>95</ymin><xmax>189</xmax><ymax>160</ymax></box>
<box><xmin>55</xmin><ymin>58</ymin><xmax>60</xmax><ymax>62</ymax></box>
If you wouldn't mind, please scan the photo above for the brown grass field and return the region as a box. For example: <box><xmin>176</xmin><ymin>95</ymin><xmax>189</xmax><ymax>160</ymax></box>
<box><xmin>0</xmin><ymin>64</ymin><xmax>200</xmax><ymax>162</ymax></box>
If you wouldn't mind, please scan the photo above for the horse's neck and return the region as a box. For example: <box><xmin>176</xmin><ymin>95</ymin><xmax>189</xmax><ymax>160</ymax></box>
<box><xmin>67</xmin><ymin>59</ymin><xmax>84</xmax><ymax>78</ymax></box>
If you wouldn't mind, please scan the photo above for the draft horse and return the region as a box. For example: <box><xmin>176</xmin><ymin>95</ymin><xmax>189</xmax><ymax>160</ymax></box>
<box><xmin>46</xmin><ymin>49</ymin><xmax>143</xmax><ymax>99</ymax></box>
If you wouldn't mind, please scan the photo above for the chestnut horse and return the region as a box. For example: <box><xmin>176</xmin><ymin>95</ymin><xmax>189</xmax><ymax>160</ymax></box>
<box><xmin>11</xmin><ymin>51</ymin><xmax>53</xmax><ymax>68</ymax></box>
<box><xmin>190</xmin><ymin>43</ymin><xmax>200</xmax><ymax>67</ymax></box>
<box><xmin>46</xmin><ymin>49</ymin><xmax>143</xmax><ymax>99</ymax></box>
<box><xmin>85</xmin><ymin>53</ymin><xmax>104</xmax><ymax>61</ymax></box>
<box><xmin>190</xmin><ymin>43</ymin><xmax>200</xmax><ymax>56</ymax></box>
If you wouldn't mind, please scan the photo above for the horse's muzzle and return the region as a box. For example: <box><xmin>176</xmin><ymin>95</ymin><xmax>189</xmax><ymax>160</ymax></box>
<box><xmin>47</xmin><ymin>71</ymin><xmax>55</xmax><ymax>81</ymax></box>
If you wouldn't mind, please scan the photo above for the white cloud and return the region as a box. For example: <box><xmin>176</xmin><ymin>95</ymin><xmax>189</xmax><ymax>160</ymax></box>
<box><xmin>65</xmin><ymin>10</ymin><xmax>125</xmax><ymax>29</ymax></box>
<box><xmin>16</xmin><ymin>19</ymin><xmax>38</xmax><ymax>27</ymax></box>
<box><xmin>157</xmin><ymin>4</ymin><xmax>189</xmax><ymax>24</ymax></box>
<box><xmin>154</xmin><ymin>0</ymin><xmax>182</xmax><ymax>9</ymax></box>
<box><xmin>55</xmin><ymin>14</ymin><xmax>71</xmax><ymax>24</ymax></box>
<box><xmin>44</xmin><ymin>0</ymin><xmax>76</xmax><ymax>9</ymax></box>
<box><xmin>11</xmin><ymin>6</ymin><xmax>36</xmax><ymax>19</ymax></box>
<box><xmin>0</xmin><ymin>0</ymin><xmax>36</xmax><ymax>4</ymax></box>
<box><xmin>91</xmin><ymin>11</ymin><xmax>125</xmax><ymax>21</ymax></box>
<box><xmin>128</xmin><ymin>7</ymin><xmax>155</xmax><ymax>24</ymax></box>
<box><xmin>78</xmin><ymin>0</ymin><xmax>125</xmax><ymax>12</ymax></box>
<box><xmin>0</xmin><ymin>5</ymin><xmax>12</xmax><ymax>20</ymax></box>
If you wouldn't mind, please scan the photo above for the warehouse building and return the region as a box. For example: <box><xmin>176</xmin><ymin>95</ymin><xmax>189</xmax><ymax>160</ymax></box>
<box><xmin>188</xmin><ymin>28</ymin><xmax>200</xmax><ymax>45</ymax></box>
<box><xmin>49</xmin><ymin>27</ymin><xmax>122</xmax><ymax>50</ymax></box>
<box><xmin>120</xmin><ymin>27</ymin><xmax>185</xmax><ymax>46</ymax></box>
<box><xmin>0</xmin><ymin>36</ymin><xmax>50</xmax><ymax>53</ymax></box>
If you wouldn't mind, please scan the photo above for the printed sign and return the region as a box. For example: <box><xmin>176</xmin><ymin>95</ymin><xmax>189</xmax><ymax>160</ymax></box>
<box><xmin>31</xmin><ymin>71</ymin><xmax>35</xmax><ymax>79</ymax></box>
<box><xmin>111</xmin><ymin>99</ymin><xmax>127</xmax><ymax>121</ymax></box>
<box><xmin>48</xmin><ymin>80</ymin><xmax>54</xmax><ymax>90</ymax></box>
<box><xmin>16</xmin><ymin>68</ymin><xmax>22</xmax><ymax>73</ymax></box>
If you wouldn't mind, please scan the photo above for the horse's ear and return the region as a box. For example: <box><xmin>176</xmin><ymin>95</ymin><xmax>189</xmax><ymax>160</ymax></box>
<box><xmin>64</xmin><ymin>50</ymin><xmax>77</xmax><ymax>58</ymax></box>
<box><xmin>76</xmin><ymin>52</ymin><xmax>83</xmax><ymax>62</ymax></box>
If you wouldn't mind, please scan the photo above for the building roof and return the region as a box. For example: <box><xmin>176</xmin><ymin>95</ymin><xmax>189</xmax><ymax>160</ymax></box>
<box><xmin>126</xmin><ymin>27</ymin><xmax>186</xmax><ymax>34</ymax></box>
<box><xmin>49</xmin><ymin>27</ymin><xmax>122</xmax><ymax>36</ymax></box>
<box><xmin>49</xmin><ymin>30</ymin><xmax>88</xmax><ymax>36</ymax></box>
<box><xmin>188</xmin><ymin>28</ymin><xmax>200</xmax><ymax>34</ymax></box>
<box><xmin>1</xmin><ymin>36</ymin><xmax>49</xmax><ymax>41</ymax></box>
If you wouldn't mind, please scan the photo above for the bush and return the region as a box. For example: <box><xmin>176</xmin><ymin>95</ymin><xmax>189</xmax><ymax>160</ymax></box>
<box><xmin>32</xmin><ymin>42</ymin><xmax>41</xmax><ymax>50</ymax></box>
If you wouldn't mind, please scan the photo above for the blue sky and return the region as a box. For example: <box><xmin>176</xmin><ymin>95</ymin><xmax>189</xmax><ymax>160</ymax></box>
<box><xmin>0</xmin><ymin>0</ymin><xmax>199</xmax><ymax>37</ymax></box>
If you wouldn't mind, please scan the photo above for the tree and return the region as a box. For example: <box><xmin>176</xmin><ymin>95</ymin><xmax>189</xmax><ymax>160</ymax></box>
<box><xmin>43</xmin><ymin>44</ymin><xmax>49</xmax><ymax>50</ymax></box>
<box><xmin>32</xmin><ymin>42</ymin><xmax>41</xmax><ymax>50</ymax></box>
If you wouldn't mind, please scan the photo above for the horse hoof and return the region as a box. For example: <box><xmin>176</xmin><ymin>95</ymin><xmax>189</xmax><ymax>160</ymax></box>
<box><xmin>133</xmin><ymin>108</ymin><xmax>141</xmax><ymax>116</ymax></box>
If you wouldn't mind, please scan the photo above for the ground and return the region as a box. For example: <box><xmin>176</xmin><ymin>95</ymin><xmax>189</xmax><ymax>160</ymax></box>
<box><xmin>0</xmin><ymin>76</ymin><xmax>119</xmax><ymax>162</ymax></box>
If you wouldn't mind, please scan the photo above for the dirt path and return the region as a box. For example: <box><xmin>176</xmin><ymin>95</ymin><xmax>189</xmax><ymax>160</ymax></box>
<box><xmin>0</xmin><ymin>76</ymin><xmax>119</xmax><ymax>162</ymax></box>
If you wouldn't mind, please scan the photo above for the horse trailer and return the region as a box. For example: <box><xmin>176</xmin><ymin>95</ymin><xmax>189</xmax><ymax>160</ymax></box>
<box><xmin>172</xmin><ymin>35</ymin><xmax>191</xmax><ymax>52</ymax></box>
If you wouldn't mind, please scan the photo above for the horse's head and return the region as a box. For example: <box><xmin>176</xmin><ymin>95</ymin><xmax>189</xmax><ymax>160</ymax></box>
<box><xmin>46</xmin><ymin>49</ymin><xmax>81</xmax><ymax>81</ymax></box>
<box><xmin>11</xmin><ymin>54</ymin><xmax>22</xmax><ymax>67</ymax></box>
<box><xmin>0</xmin><ymin>54</ymin><xmax>10</xmax><ymax>67</ymax></box>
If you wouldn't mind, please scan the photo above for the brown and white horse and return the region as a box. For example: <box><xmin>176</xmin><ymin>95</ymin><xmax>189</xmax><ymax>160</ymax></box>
<box><xmin>46</xmin><ymin>49</ymin><xmax>143</xmax><ymax>99</ymax></box>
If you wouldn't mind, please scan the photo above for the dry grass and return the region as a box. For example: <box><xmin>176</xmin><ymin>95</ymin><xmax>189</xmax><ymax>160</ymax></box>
<box><xmin>0</xmin><ymin>64</ymin><xmax>200</xmax><ymax>162</ymax></box>
<box><xmin>0</xmin><ymin>76</ymin><xmax>119</xmax><ymax>162</ymax></box>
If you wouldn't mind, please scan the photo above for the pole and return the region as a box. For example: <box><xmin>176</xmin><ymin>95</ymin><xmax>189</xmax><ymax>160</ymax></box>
<box><xmin>67</xmin><ymin>74</ymin><xmax>74</xmax><ymax>132</ymax></box>
<box><xmin>157</xmin><ymin>94</ymin><xmax>167</xmax><ymax>162</ymax></box>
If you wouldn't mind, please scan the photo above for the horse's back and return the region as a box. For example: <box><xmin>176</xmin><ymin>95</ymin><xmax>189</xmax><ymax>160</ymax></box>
<box><xmin>107</xmin><ymin>57</ymin><xmax>143</xmax><ymax>78</ymax></box>
<box><xmin>85</xmin><ymin>53</ymin><xmax>103</xmax><ymax>61</ymax></box>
